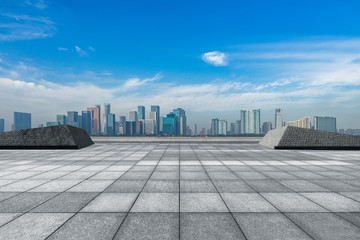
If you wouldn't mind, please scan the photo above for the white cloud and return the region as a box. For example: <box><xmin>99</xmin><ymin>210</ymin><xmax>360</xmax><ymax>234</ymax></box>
<box><xmin>25</xmin><ymin>0</ymin><xmax>47</xmax><ymax>9</ymax></box>
<box><xmin>58</xmin><ymin>47</ymin><xmax>68</xmax><ymax>51</ymax></box>
<box><xmin>88</xmin><ymin>46</ymin><xmax>96</xmax><ymax>52</ymax></box>
<box><xmin>74</xmin><ymin>46</ymin><xmax>88</xmax><ymax>57</ymax></box>
<box><xmin>122</xmin><ymin>73</ymin><xmax>162</xmax><ymax>90</ymax></box>
<box><xmin>202</xmin><ymin>51</ymin><xmax>227</xmax><ymax>66</ymax></box>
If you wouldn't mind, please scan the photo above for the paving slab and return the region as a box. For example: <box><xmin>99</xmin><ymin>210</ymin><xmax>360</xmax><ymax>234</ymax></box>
<box><xmin>180</xmin><ymin>193</ymin><xmax>228</xmax><ymax>212</ymax></box>
<box><xmin>81</xmin><ymin>193</ymin><xmax>137</xmax><ymax>212</ymax></box>
<box><xmin>131</xmin><ymin>193</ymin><xmax>179</xmax><ymax>212</ymax></box>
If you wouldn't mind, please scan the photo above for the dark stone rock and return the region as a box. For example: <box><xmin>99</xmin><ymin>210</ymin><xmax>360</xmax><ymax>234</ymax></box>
<box><xmin>0</xmin><ymin>125</ymin><xmax>94</xmax><ymax>149</ymax></box>
<box><xmin>260</xmin><ymin>126</ymin><xmax>360</xmax><ymax>150</ymax></box>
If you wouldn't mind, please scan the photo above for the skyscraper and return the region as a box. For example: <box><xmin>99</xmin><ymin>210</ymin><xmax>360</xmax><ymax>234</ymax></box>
<box><xmin>56</xmin><ymin>115</ymin><xmax>67</xmax><ymax>125</ymax></box>
<box><xmin>149</xmin><ymin>111</ymin><xmax>157</xmax><ymax>133</ymax></box>
<box><xmin>144</xmin><ymin>119</ymin><xmax>156</xmax><ymax>135</ymax></box>
<box><xmin>87</xmin><ymin>105</ymin><xmax>101</xmax><ymax>135</ymax></box>
<box><xmin>240</xmin><ymin>109</ymin><xmax>260</xmax><ymax>134</ymax></box>
<box><xmin>211</xmin><ymin>118</ymin><xmax>227</xmax><ymax>135</ymax></box>
<box><xmin>173</xmin><ymin>108</ymin><xmax>187</xmax><ymax>136</ymax></box>
<box><xmin>138</xmin><ymin>106</ymin><xmax>145</xmax><ymax>120</ymax></box>
<box><xmin>103</xmin><ymin>103</ymin><xmax>111</xmax><ymax>135</ymax></box>
<box><xmin>67</xmin><ymin>111</ymin><xmax>79</xmax><ymax>128</ymax></box>
<box><xmin>106</xmin><ymin>113</ymin><xmax>116</xmax><ymax>135</ymax></box>
<box><xmin>262</xmin><ymin>121</ymin><xmax>272</xmax><ymax>134</ymax></box>
<box><xmin>194</xmin><ymin>123</ymin><xmax>197</xmax><ymax>136</ymax></box>
<box><xmin>81</xmin><ymin>110</ymin><xmax>91</xmax><ymax>135</ymax></box>
<box><xmin>275</xmin><ymin>108</ymin><xmax>283</xmax><ymax>129</ymax></box>
<box><xmin>129</xmin><ymin>111</ymin><xmax>138</xmax><ymax>122</ymax></box>
<box><xmin>287</xmin><ymin>117</ymin><xmax>310</xmax><ymax>129</ymax></box>
<box><xmin>163</xmin><ymin>113</ymin><xmax>177</xmax><ymax>135</ymax></box>
<box><xmin>314</xmin><ymin>116</ymin><xmax>336</xmax><ymax>132</ymax></box>
<box><xmin>14</xmin><ymin>112</ymin><xmax>31</xmax><ymax>130</ymax></box>
<box><xmin>151</xmin><ymin>105</ymin><xmax>160</xmax><ymax>134</ymax></box>
<box><xmin>0</xmin><ymin>119</ymin><xmax>4</xmax><ymax>132</ymax></box>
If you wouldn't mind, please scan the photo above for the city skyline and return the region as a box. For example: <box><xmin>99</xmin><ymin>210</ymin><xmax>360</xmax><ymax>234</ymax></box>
<box><xmin>1</xmin><ymin>1</ymin><xmax>360</xmax><ymax>130</ymax></box>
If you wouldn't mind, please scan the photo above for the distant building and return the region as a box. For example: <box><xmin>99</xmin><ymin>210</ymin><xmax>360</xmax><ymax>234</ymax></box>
<box><xmin>125</xmin><ymin>121</ymin><xmax>136</xmax><ymax>136</ymax></box>
<box><xmin>14</xmin><ymin>112</ymin><xmax>31</xmax><ymax>130</ymax></box>
<box><xmin>314</xmin><ymin>116</ymin><xmax>336</xmax><ymax>132</ymax></box>
<box><xmin>87</xmin><ymin>105</ymin><xmax>101</xmax><ymax>135</ymax></box>
<box><xmin>200</xmin><ymin>128</ymin><xmax>206</xmax><ymax>136</ymax></box>
<box><xmin>119</xmin><ymin>116</ymin><xmax>126</xmax><ymax>135</ymax></box>
<box><xmin>46</xmin><ymin>122</ymin><xmax>60</xmax><ymax>127</ymax></box>
<box><xmin>103</xmin><ymin>103</ymin><xmax>111</xmax><ymax>135</ymax></box>
<box><xmin>230</xmin><ymin>123</ymin><xmax>236</xmax><ymax>135</ymax></box>
<box><xmin>163</xmin><ymin>113</ymin><xmax>178</xmax><ymax>135</ymax></box>
<box><xmin>234</xmin><ymin>120</ymin><xmax>241</xmax><ymax>135</ymax></box>
<box><xmin>194</xmin><ymin>123</ymin><xmax>197</xmax><ymax>136</ymax></box>
<box><xmin>136</xmin><ymin>120</ymin><xmax>144</xmax><ymax>135</ymax></box>
<box><xmin>240</xmin><ymin>109</ymin><xmax>260</xmax><ymax>134</ymax></box>
<box><xmin>106</xmin><ymin>113</ymin><xmax>116</xmax><ymax>135</ymax></box>
<box><xmin>287</xmin><ymin>117</ymin><xmax>310</xmax><ymax>129</ymax></box>
<box><xmin>81</xmin><ymin>111</ymin><xmax>91</xmax><ymax>135</ymax></box>
<box><xmin>38</xmin><ymin>124</ymin><xmax>43</xmax><ymax>128</ymax></box>
<box><xmin>151</xmin><ymin>105</ymin><xmax>160</xmax><ymax>134</ymax></box>
<box><xmin>56</xmin><ymin>115</ymin><xmax>67</xmax><ymax>125</ymax></box>
<box><xmin>67</xmin><ymin>111</ymin><xmax>79</xmax><ymax>128</ymax></box>
<box><xmin>0</xmin><ymin>119</ymin><xmax>4</xmax><ymax>132</ymax></box>
<box><xmin>275</xmin><ymin>108</ymin><xmax>283</xmax><ymax>129</ymax></box>
<box><xmin>144</xmin><ymin>119</ymin><xmax>156</xmax><ymax>135</ymax></box>
<box><xmin>159</xmin><ymin>117</ymin><xmax>164</xmax><ymax>133</ymax></box>
<box><xmin>138</xmin><ymin>106</ymin><xmax>145</xmax><ymax>120</ymax></box>
<box><xmin>211</xmin><ymin>118</ymin><xmax>227</xmax><ymax>135</ymax></box>
<box><xmin>129</xmin><ymin>111</ymin><xmax>138</xmax><ymax>122</ymax></box>
<box><xmin>262</xmin><ymin>121</ymin><xmax>272</xmax><ymax>134</ymax></box>
<box><xmin>344</xmin><ymin>129</ymin><xmax>360</xmax><ymax>136</ymax></box>
<box><xmin>173</xmin><ymin>108</ymin><xmax>187</xmax><ymax>136</ymax></box>
<box><xmin>149</xmin><ymin>112</ymin><xmax>158</xmax><ymax>133</ymax></box>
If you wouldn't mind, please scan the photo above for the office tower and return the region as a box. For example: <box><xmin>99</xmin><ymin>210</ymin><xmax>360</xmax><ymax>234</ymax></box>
<box><xmin>81</xmin><ymin>111</ymin><xmax>91</xmax><ymax>135</ymax></box>
<box><xmin>14</xmin><ymin>112</ymin><xmax>31</xmax><ymax>130</ymax></box>
<box><xmin>118</xmin><ymin>116</ymin><xmax>126</xmax><ymax>135</ymax></box>
<box><xmin>78</xmin><ymin>115</ymin><xmax>82</xmax><ymax>128</ymax></box>
<box><xmin>211</xmin><ymin>118</ymin><xmax>227</xmax><ymax>135</ymax></box>
<box><xmin>159</xmin><ymin>117</ymin><xmax>164</xmax><ymax>133</ymax></box>
<box><xmin>103</xmin><ymin>103</ymin><xmax>111</xmax><ymax>135</ymax></box>
<box><xmin>87</xmin><ymin>105</ymin><xmax>101</xmax><ymax>135</ymax></box>
<box><xmin>287</xmin><ymin>117</ymin><xmax>310</xmax><ymax>129</ymax></box>
<box><xmin>115</xmin><ymin>121</ymin><xmax>120</xmax><ymax>135</ymax></box>
<box><xmin>46</xmin><ymin>122</ymin><xmax>60</xmax><ymax>127</ymax></box>
<box><xmin>163</xmin><ymin>113</ymin><xmax>177</xmax><ymax>135</ymax></box>
<box><xmin>119</xmin><ymin>116</ymin><xmax>126</xmax><ymax>125</ymax></box>
<box><xmin>149</xmin><ymin>112</ymin><xmax>157</xmax><ymax>133</ymax></box>
<box><xmin>144</xmin><ymin>119</ymin><xmax>156</xmax><ymax>135</ymax></box>
<box><xmin>173</xmin><ymin>108</ymin><xmax>187</xmax><ymax>136</ymax></box>
<box><xmin>151</xmin><ymin>105</ymin><xmax>160</xmax><ymax>134</ymax></box>
<box><xmin>262</xmin><ymin>121</ymin><xmax>272</xmax><ymax>134</ymax></box>
<box><xmin>194</xmin><ymin>124</ymin><xmax>197</xmax><ymax>136</ymax></box>
<box><xmin>138</xmin><ymin>106</ymin><xmax>145</xmax><ymax>120</ymax></box>
<box><xmin>56</xmin><ymin>115</ymin><xmax>67</xmax><ymax>125</ymax></box>
<box><xmin>314</xmin><ymin>116</ymin><xmax>336</xmax><ymax>132</ymax></box>
<box><xmin>125</xmin><ymin>121</ymin><xmax>136</xmax><ymax>136</ymax></box>
<box><xmin>38</xmin><ymin>124</ymin><xmax>43</xmax><ymax>128</ymax></box>
<box><xmin>106</xmin><ymin>113</ymin><xmax>116</xmax><ymax>135</ymax></box>
<box><xmin>0</xmin><ymin>119</ymin><xmax>4</xmax><ymax>132</ymax></box>
<box><xmin>67</xmin><ymin>111</ymin><xmax>79</xmax><ymax>128</ymax></box>
<box><xmin>275</xmin><ymin>108</ymin><xmax>283</xmax><ymax>129</ymax></box>
<box><xmin>240</xmin><ymin>109</ymin><xmax>260</xmax><ymax>134</ymax></box>
<box><xmin>235</xmin><ymin>120</ymin><xmax>241</xmax><ymax>135</ymax></box>
<box><xmin>136</xmin><ymin>120</ymin><xmax>144</xmax><ymax>135</ymax></box>
<box><xmin>129</xmin><ymin>111</ymin><xmax>138</xmax><ymax>122</ymax></box>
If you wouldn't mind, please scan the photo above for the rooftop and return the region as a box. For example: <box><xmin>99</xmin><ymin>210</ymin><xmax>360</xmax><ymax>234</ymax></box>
<box><xmin>0</xmin><ymin>137</ymin><xmax>360</xmax><ymax>239</ymax></box>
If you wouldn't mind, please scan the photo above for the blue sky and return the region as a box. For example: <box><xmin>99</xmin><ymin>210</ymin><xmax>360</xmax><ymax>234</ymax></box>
<box><xmin>1</xmin><ymin>0</ymin><xmax>360</xmax><ymax>130</ymax></box>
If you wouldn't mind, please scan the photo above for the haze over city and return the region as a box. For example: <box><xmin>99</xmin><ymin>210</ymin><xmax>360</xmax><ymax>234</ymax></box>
<box><xmin>1</xmin><ymin>0</ymin><xmax>360</xmax><ymax>131</ymax></box>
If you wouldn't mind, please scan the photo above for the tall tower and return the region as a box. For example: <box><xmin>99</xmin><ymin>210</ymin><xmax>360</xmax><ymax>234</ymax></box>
<box><xmin>103</xmin><ymin>103</ymin><xmax>111</xmax><ymax>135</ymax></box>
<box><xmin>275</xmin><ymin>108</ymin><xmax>283</xmax><ymax>129</ymax></box>
<box><xmin>151</xmin><ymin>105</ymin><xmax>160</xmax><ymax>135</ymax></box>
<box><xmin>87</xmin><ymin>105</ymin><xmax>101</xmax><ymax>135</ymax></box>
<box><xmin>240</xmin><ymin>109</ymin><xmax>260</xmax><ymax>134</ymax></box>
<box><xmin>138</xmin><ymin>106</ymin><xmax>145</xmax><ymax>120</ymax></box>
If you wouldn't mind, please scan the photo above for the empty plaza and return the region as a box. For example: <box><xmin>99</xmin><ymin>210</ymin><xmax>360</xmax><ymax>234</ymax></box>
<box><xmin>0</xmin><ymin>138</ymin><xmax>360</xmax><ymax>240</ymax></box>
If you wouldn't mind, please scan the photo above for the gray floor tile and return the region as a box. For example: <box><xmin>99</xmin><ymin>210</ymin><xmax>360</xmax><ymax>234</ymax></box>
<box><xmin>245</xmin><ymin>180</ymin><xmax>292</xmax><ymax>192</ymax></box>
<box><xmin>301</xmin><ymin>192</ymin><xmax>360</xmax><ymax>212</ymax></box>
<box><xmin>278</xmin><ymin>180</ymin><xmax>329</xmax><ymax>192</ymax></box>
<box><xmin>0</xmin><ymin>192</ymin><xmax>57</xmax><ymax>212</ymax></box>
<box><xmin>286</xmin><ymin>213</ymin><xmax>360</xmax><ymax>240</ymax></box>
<box><xmin>221</xmin><ymin>193</ymin><xmax>278</xmax><ymax>212</ymax></box>
<box><xmin>48</xmin><ymin>213</ymin><xmax>125</xmax><ymax>240</ymax></box>
<box><xmin>82</xmin><ymin>193</ymin><xmax>137</xmax><ymax>212</ymax></box>
<box><xmin>180</xmin><ymin>193</ymin><xmax>228</xmax><ymax>212</ymax></box>
<box><xmin>337</xmin><ymin>212</ymin><xmax>360</xmax><ymax>228</ymax></box>
<box><xmin>114</xmin><ymin>213</ymin><xmax>178</xmax><ymax>240</ymax></box>
<box><xmin>131</xmin><ymin>193</ymin><xmax>179</xmax><ymax>212</ymax></box>
<box><xmin>0</xmin><ymin>213</ymin><xmax>21</xmax><ymax>227</ymax></box>
<box><xmin>180</xmin><ymin>213</ymin><xmax>245</xmax><ymax>240</ymax></box>
<box><xmin>234</xmin><ymin>213</ymin><xmax>311</xmax><ymax>240</ymax></box>
<box><xmin>143</xmin><ymin>180</ymin><xmax>179</xmax><ymax>192</ymax></box>
<box><xmin>213</xmin><ymin>180</ymin><xmax>254</xmax><ymax>192</ymax></box>
<box><xmin>180</xmin><ymin>180</ymin><xmax>217</xmax><ymax>192</ymax></box>
<box><xmin>105</xmin><ymin>180</ymin><xmax>146</xmax><ymax>193</ymax></box>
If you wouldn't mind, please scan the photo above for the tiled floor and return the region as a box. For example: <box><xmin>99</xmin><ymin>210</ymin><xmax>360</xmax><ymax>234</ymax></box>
<box><xmin>0</xmin><ymin>138</ymin><xmax>360</xmax><ymax>239</ymax></box>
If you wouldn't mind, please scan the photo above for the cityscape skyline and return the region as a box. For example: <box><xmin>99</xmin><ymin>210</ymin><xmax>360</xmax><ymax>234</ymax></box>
<box><xmin>1</xmin><ymin>1</ymin><xmax>360</xmax><ymax>132</ymax></box>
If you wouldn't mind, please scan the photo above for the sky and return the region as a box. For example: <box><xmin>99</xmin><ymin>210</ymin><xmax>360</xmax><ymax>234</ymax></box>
<box><xmin>1</xmin><ymin>0</ymin><xmax>360</xmax><ymax>131</ymax></box>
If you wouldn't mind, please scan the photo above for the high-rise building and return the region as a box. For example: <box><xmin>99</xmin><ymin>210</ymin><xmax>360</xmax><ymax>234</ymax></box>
<box><xmin>211</xmin><ymin>118</ymin><xmax>227</xmax><ymax>135</ymax></box>
<box><xmin>106</xmin><ymin>113</ymin><xmax>116</xmax><ymax>135</ymax></box>
<box><xmin>275</xmin><ymin>108</ymin><xmax>283</xmax><ymax>129</ymax></box>
<box><xmin>81</xmin><ymin>111</ymin><xmax>91</xmax><ymax>135</ymax></box>
<box><xmin>314</xmin><ymin>116</ymin><xmax>336</xmax><ymax>132</ymax></box>
<box><xmin>287</xmin><ymin>117</ymin><xmax>310</xmax><ymax>129</ymax></box>
<box><xmin>230</xmin><ymin>123</ymin><xmax>236</xmax><ymax>135</ymax></box>
<box><xmin>262</xmin><ymin>121</ymin><xmax>272</xmax><ymax>134</ymax></box>
<box><xmin>125</xmin><ymin>121</ymin><xmax>136</xmax><ymax>136</ymax></box>
<box><xmin>56</xmin><ymin>115</ymin><xmax>67</xmax><ymax>125</ymax></box>
<box><xmin>14</xmin><ymin>112</ymin><xmax>31</xmax><ymax>130</ymax></box>
<box><xmin>163</xmin><ymin>113</ymin><xmax>177</xmax><ymax>135</ymax></box>
<box><xmin>240</xmin><ymin>109</ymin><xmax>260</xmax><ymax>134</ymax></box>
<box><xmin>200</xmin><ymin>128</ymin><xmax>206</xmax><ymax>136</ymax></box>
<box><xmin>235</xmin><ymin>120</ymin><xmax>241</xmax><ymax>135</ymax></box>
<box><xmin>194</xmin><ymin>123</ymin><xmax>197</xmax><ymax>136</ymax></box>
<box><xmin>151</xmin><ymin>105</ymin><xmax>160</xmax><ymax>134</ymax></box>
<box><xmin>138</xmin><ymin>106</ymin><xmax>145</xmax><ymax>120</ymax></box>
<box><xmin>173</xmin><ymin>108</ymin><xmax>187</xmax><ymax>136</ymax></box>
<box><xmin>136</xmin><ymin>120</ymin><xmax>144</xmax><ymax>135</ymax></box>
<box><xmin>144</xmin><ymin>119</ymin><xmax>156</xmax><ymax>135</ymax></box>
<box><xmin>129</xmin><ymin>111</ymin><xmax>138</xmax><ymax>122</ymax></box>
<box><xmin>149</xmin><ymin>112</ymin><xmax>157</xmax><ymax>133</ymax></box>
<box><xmin>103</xmin><ymin>103</ymin><xmax>111</xmax><ymax>135</ymax></box>
<box><xmin>0</xmin><ymin>119</ymin><xmax>4</xmax><ymax>132</ymax></box>
<box><xmin>119</xmin><ymin>116</ymin><xmax>126</xmax><ymax>135</ymax></box>
<box><xmin>159</xmin><ymin>117</ymin><xmax>164</xmax><ymax>133</ymax></box>
<box><xmin>67</xmin><ymin>111</ymin><xmax>79</xmax><ymax>128</ymax></box>
<box><xmin>87</xmin><ymin>105</ymin><xmax>101</xmax><ymax>135</ymax></box>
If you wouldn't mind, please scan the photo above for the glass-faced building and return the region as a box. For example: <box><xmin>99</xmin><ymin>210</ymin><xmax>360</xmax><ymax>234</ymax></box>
<box><xmin>81</xmin><ymin>111</ymin><xmax>91</xmax><ymax>135</ymax></box>
<box><xmin>67</xmin><ymin>111</ymin><xmax>79</xmax><ymax>128</ymax></box>
<box><xmin>151</xmin><ymin>105</ymin><xmax>160</xmax><ymax>134</ymax></box>
<box><xmin>56</xmin><ymin>115</ymin><xmax>67</xmax><ymax>125</ymax></box>
<box><xmin>138</xmin><ymin>106</ymin><xmax>145</xmax><ymax>120</ymax></box>
<box><xmin>0</xmin><ymin>119</ymin><xmax>4</xmax><ymax>132</ymax></box>
<box><xmin>314</xmin><ymin>116</ymin><xmax>336</xmax><ymax>132</ymax></box>
<box><xmin>240</xmin><ymin>109</ymin><xmax>260</xmax><ymax>134</ymax></box>
<box><xmin>14</xmin><ymin>112</ymin><xmax>31</xmax><ymax>131</ymax></box>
